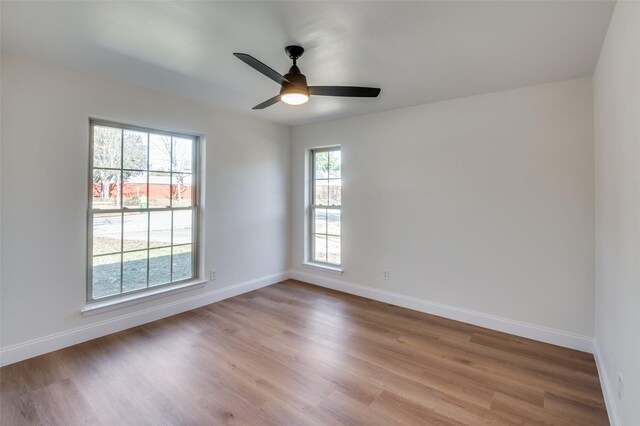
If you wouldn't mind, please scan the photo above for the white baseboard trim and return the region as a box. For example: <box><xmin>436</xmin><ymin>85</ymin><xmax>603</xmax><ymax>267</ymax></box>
<box><xmin>290</xmin><ymin>270</ymin><xmax>594</xmax><ymax>353</ymax></box>
<box><xmin>593</xmin><ymin>340</ymin><xmax>622</xmax><ymax>426</ymax></box>
<box><xmin>0</xmin><ymin>271</ymin><xmax>290</xmax><ymax>367</ymax></box>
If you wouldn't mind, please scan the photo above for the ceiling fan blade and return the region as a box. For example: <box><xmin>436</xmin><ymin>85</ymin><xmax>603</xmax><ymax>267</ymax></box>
<box><xmin>233</xmin><ymin>53</ymin><xmax>289</xmax><ymax>86</ymax></box>
<box><xmin>252</xmin><ymin>95</ymin><xmax>281</xmax><ymax>110</ymax></box>
<box><xmin>309</xmin><ymin>86</ymin><xmax>381</xmax><ymax>97</ymax></box>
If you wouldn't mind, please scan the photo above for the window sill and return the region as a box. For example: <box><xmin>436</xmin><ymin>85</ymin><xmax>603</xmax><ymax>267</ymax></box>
<box><xmin>302</xmin><ymin>262</ymin><xmax>343</xmax><ymax>275</ymax></box>
<box><xmin>81</xmin><ymin>279</ymin><xmax>207</xmax><ymax>317</ymax></box>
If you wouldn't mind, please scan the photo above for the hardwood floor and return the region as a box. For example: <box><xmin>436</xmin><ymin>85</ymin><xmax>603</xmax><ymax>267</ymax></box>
<box><xmin>1</xmin><ymin>280</ymin><xmax>608</xmax><ymax>425</ymax></box>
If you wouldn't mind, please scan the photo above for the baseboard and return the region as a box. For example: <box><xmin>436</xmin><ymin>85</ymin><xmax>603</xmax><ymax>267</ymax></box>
<box><xmin>290</xmin><ymin>269</ymin><xmax>594</xmax><ymax>353</ymax></box>
<box><xmin>593</xmin><ymin>340</ymin><xmax>622</xmax><ymax>426</ymax></box>
<box><xmin>0</xmin><ymin>271</ymin><xmax>289</xmax><ymax>366</ymax></box>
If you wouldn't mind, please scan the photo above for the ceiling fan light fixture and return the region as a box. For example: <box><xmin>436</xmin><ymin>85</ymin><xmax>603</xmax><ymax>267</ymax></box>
<box><xmin>281</xmin><ymin>92</ymin><xmax>309</xmax><ymax>105</ymax></box>
<box><xmin>280</xmin><ymin>81</ymin><xmax>310</xmax><ymax>106</ymax></box>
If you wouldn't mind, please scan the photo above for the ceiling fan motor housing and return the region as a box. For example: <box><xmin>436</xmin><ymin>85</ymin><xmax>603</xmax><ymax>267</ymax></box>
<box><xmin>281</xmin><ymin>65</ymin><xmax>309</xmax><ymax>97</ymax></box>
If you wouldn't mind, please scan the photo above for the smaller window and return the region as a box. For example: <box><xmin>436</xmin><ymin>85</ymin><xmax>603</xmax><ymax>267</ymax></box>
<box><xmin>309</xmin><ymin>147</ymin><xmax>341</xmax><ymax>266</ymax></box>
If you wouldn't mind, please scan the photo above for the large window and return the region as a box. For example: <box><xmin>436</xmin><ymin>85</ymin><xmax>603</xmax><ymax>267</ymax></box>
<box><xmin>310</xmin><ymin>147</ymin><xmax>341</xmax><ymax>266</ymax></box>
<box><xmin>88</xmin><ymin>120</ymin><xmax>198</xmax><ymax>301</ymax></box>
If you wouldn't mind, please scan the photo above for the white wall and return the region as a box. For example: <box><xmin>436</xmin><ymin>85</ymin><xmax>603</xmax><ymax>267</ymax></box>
<box><xmin>292</xmin><ymin>78</ymin><xmax>595</xmax><ymax>339</ymax></box>
<box><xmin>593</xmin><ymin>2</ymin><xmax>640</xmax><ymax>425</ymax></box>
<box><xmin>0</xmin><ymin>55</ymin><xmax>290</xmax><ymax>359</ymax></box>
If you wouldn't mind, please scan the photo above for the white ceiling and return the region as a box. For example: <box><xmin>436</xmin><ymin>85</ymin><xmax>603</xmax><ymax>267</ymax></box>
<box><xmin>1</xmin><ymin>1</ymin><xmax>615</xmax><ymax>126</ymax></box>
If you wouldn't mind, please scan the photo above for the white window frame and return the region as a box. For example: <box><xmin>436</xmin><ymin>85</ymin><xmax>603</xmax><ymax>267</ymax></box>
<box><xmin>87</xmin><ymin>119</ymin><xmax>200</xmax><ymax>303</ymax></box>
<box><xmin>308</xmin><ymin>146</ymin><xmax>342</xmax><ymax>267</ymax></box>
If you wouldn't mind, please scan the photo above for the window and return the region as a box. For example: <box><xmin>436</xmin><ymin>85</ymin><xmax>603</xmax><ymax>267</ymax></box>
<box><xmin>310</xmin><ymin>147</ymin><xmax>341</xmax><ymax>266</ymax></box>
<box><xmin>88</xmin><ymin>120</ymin><xmax>198</xmax><ymax>301</ymax></box>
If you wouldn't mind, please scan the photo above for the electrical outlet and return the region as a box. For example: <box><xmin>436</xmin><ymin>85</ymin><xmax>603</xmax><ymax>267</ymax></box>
<box><xmin>209</xmin><ymin>269</ymin><xmax>217</xmax><ymax>281</ymax></box>
<box><xmin>383</xmin><ymin>270</ymin><xmax>390</xmax><ymax>280</ymax></box>
<box><xmin>618</xmin><ymin>374</ymin><xmax>623</xmax><ymax>400</ymax></box>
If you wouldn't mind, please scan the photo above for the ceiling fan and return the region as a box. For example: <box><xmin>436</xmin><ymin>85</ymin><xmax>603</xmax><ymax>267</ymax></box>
<box><xmin>233</xmin><ymin>45</ymin><xmax>381</xmax><ymax>109</ymax></box>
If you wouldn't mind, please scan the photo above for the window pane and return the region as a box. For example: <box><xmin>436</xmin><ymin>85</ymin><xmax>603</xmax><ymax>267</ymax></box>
<box><xmin>149</xmin><ymin>247</ymin><xmax>171</xmax><ymax>286</ymax></box>
<box><xmin>89</xmin><ymin>122</ymin><xmax>198</xmax><ymax>300</ymax></box>
<box><xmin>123</xmin><ymin>251</ymin><xmax>147</xmax><ymax>292</ymax></box>
<box><xmin>328</xmin><ymin>179</ymin><xmax>341</xmax><ymax>206</ymax></box>
<box><xmin>123</xmin><ymin>130</ymin><xmax>147</xmax><ymax>170</ymax></box>
<box><xmin>173</xmin><ymin>137</ymin><xmax>193</xmax><ymax>174</ymax></box>
<box><xmin>122</xmin><ymin>171</ymin><xmax>148</xmax><ymax>208</ymax></box>
<box><xmin>148</xmin><ymin>172</ymin><xmax>171</xmax><ymax>207</ymax></box>
<box><xmin>149</xmin><ymin>134</ymin><xmax>171</xmax><ymax>171</ymax></box>
<box><xmin>314</xmin><ymin>180</ymin><xmax>329</xmax><ymax>206</ymax></box>
<box><xmin>314</xmin><ymin>234</ymin><xmax>327</xmax><ymax>262</ymax></box>
<box><xmin>329</xmin><ymin>150</ymin><xmax>341</xmax><ymax>179</ymax></box>
<box><xmin>314</xmin><ymin>208</ymin><xmax>327</xmax><ymax>234</ymax></box>
<box><xmin>314</xmin><ymin>151</ymin><xmax>328</xmax><ymax>179</ymax></box>
<box><xmin>327</xmin><ymin>209</ymin><xmax>341</xmax><ymax>236</ymax></box>
<box><xmin>123</xmin><ymin>212</ymin><xmax>148</xmax><ymax>252</ymax></box>
<box><xmin>172</xmin><ymin>245</ymin><xmax>192</xmax><ymax>281</ymax></box>
<box><xmin>92</xmin><ymin>254</ymin><xmax>121</xmax><ymax>299</ymax></box>
<box><xmin>92</xmin><ymin>169</ymin><xmax>121</xmax><ymax>209</ymax></box>
<box><xmin>93</xmin><ymin>126</ymin><xmax>121</xmax><ymax>168</ymax></box>
<box><xmin>173</xmin><ymin>210</ymin><xmax>192</xmax><ymax>245</ymax></box>
<box><xmin>93</xmin><ymin>213</ymin><xmax>121</xmax><ymax>255</ymax></box>
<box><xmin>309</xmin><ymin>147</ymin><xmax>341</xmax><ymax>266</ymax></box>
<box><xmin>149</xmin><ymin>211</ymin><xmax>171</xmax><ymax>248</ymax></box>
<box><xmin>172</xmin><ymin>173</ymin><xmax>192</xmax><ymax>207</ymax></box>
<box><xmin>327</xmin><ymin>236</ymin><xmax>341</xmax><ymax>265</ymax></box>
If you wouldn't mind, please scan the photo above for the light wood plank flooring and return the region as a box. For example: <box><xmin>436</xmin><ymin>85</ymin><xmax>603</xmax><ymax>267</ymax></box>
<box><xmin>1</xmin><ymin>280</ymin><xmax>608</xmax><ymax>425</ymax></box>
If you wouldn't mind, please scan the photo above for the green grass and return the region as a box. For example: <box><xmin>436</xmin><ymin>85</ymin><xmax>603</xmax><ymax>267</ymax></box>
<box><xmin>93</xmin><ymin>237</ymin><xmax>184</xmax><ymax>258</ymax></box>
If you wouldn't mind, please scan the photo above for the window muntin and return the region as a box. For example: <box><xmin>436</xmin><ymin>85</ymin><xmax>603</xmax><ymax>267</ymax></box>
<box><xmin>88</xmin><ymin>120</ymin><xmax>198</xmax><ymax>301</ymax></box>
<box><xmin>310</xmin><ymin>147</ymin><xmax>341</xmax><ymax>265</ymax></box>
